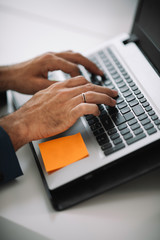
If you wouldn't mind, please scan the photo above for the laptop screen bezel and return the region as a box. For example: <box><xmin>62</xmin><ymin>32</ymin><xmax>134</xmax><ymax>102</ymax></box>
<box><xmin>131</xmin><ymin>0</ymin><xmax>160</xmax><ymax>75</ymax></box>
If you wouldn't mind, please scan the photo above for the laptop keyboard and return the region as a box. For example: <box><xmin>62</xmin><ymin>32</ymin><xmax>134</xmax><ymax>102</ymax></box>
<box><xmin>83</xmin><ymin>47</ymin><xmax>160</xmax><ymax>156</ymax></box>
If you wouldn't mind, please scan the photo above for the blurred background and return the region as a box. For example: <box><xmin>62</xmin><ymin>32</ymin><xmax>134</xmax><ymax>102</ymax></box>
<box><xmin>0</xmin><ymin>0</ymin><xmax>138</xmax><ymax>65</ymax></box>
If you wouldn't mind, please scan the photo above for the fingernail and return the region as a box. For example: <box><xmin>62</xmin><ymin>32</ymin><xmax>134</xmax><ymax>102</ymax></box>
<box><xmin>112</xmin><ymin>89</ymin><xmax>118</xmax><ymax>96</ymax></box>
<box><xmin>112</xmin><ymin>99</ymin><xmax>117</xmax><ymax>106</ymax></box>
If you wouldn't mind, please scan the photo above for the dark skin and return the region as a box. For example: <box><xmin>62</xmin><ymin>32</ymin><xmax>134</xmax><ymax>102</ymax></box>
<box><xmin>0</xmin><ymin>51</ymin><xmax>118</xmax><ymax>151</ymax></box>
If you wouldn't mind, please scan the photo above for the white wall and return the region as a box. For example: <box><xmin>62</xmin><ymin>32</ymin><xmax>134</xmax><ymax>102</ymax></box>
<box><xmin>0</xmin><ymin>0</ymin><xmax>138</xmax><ymax>64</ymax></box>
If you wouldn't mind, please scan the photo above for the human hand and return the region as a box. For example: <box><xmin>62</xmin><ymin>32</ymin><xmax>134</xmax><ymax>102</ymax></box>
<box><xmin>0</xmin><ymin>76</ymin><xmax>118</xmax><ymax>151</ymax></box>
<box><xmin>0</xmin><ymin>51</ymin><xmax>103</xmax><ymax>94</ymax></box>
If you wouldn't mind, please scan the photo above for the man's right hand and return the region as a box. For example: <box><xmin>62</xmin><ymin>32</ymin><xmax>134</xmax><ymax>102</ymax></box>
<box><xmin>0</xmin><ymin>76</ymin><xmax>118</xmax><ymax>151</ymax></box>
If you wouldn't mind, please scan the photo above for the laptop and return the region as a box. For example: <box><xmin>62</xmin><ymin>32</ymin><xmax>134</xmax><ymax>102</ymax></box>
<box><xmin>12</xmin><ymin>0</ymin><xmax>160</xmax><ymax>210</ymax></box>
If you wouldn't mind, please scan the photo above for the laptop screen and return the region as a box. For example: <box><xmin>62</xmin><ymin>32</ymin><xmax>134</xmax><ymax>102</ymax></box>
<box><xmin>132</xmin><ymin>0</ymin><xmax>160</xmax><ymax>74</ymax></box>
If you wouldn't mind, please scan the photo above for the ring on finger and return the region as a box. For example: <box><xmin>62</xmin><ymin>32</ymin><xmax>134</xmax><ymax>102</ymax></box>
<box><xmin>82</xmin><ymin>93</ymin><xmax>87</xmax><ymax>103</ymax></box>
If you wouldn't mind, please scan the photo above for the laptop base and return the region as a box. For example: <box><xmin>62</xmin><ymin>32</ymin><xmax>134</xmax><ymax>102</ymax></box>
<box><xmin>30</xmin><ymin>138</ymin><xmax>160</xmax><ymax>211</ymax></box>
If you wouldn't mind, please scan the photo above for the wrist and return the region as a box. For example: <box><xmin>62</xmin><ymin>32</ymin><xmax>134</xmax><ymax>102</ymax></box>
<box><xmin>0</xmin><ymin>111</ymin><xmax>29</xmax><ymax>151</ymax></box>
<box><xmin>0</xmin><ymin>66</ymin><xmax>16</xmax><ymax>91</ymax></box>
<box><xmin>0</xmin><ymin>64</ymin><xmax>25</xmax><ymax>92</ymax></box>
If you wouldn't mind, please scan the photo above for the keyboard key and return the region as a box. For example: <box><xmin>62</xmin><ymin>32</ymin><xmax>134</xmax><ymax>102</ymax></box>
<box><xmin>129</xmin><ymin>82</ymin><xmax>135</xmax><ymax>87</ymax></box>
<box><xmin>134</xmin><ymin>128</ymin><xmax>143</xmax><ymax>135</ymax></box>
<box><xmin>117</xmin><ymin>102</ymin><xmax>127</xmax><ymax>109</ymax></box>
<box><xmin>117</xmin><ymin>82</ymin><xmax>126</xmax><ymax>88</ymax></box>
<box><xmin>85</xmin><ymin>114</ymin><xmax>94</xmax><ymax>121</ymax></box>
<box><xmin>134</xmin><ymin>89</ymin><xmax>141</xmax><ymax>95</ymax></box>
<box><xmin>138</xmin><ymin>114</ymin><xmax>148</xmax><ymax>121</ymax></box>
<box><xmin>112</xmin><ymin>73</ymin><xmax>120</xmax><ymax>79</ymax></box>
<box><xmin>123</xmin><ymin>91</ymin><xmax>132</xmax><ymax>98</ymax></box>
<box><xmin>123</xmin><ymin>74</ymin><xmax>130</xmax><ymax>79</ymax></box>
<box><xmin>120</xmin><ymin>86</ymin><xmax>129</xmax><ymax>93</ymax></box>
<box><xmin>112</xmin><ymin>112</ymin><xmax>126</xmax><ymax>125</ymax></box>
<box><xmin>132</xmin><ymin>105</ymin><xmax>145</xmax><ymax>116</ymax></box>
<box><xmin>118</xmin><ymin>123</ymin><xmax>127</xmax><ymax>131</ymax></box>
<box><xmin>120</xmin><ymin>107</ymin><xmax>131</xmax><ymax>114</ymax></box>
<box><xmin>123</xmin><ymin>112</ymin><xmax>135</xmax><ymax>121</ymax></box>
<box><xmin>148</xmin><ymin>110</ymin><xmax>155</xmax><ymax>116</ymax></box>
<box><xmin>147</xmin><ymin>128</ymin><xmax>157</xmax><ymax>135</ymax></box>
<box><xmin>123</xmin><ymin>133</ymin><xmax>133</xmax><ymax>140</ymax></box>
<box><xmin>109</xmin><ymin>69</ymin><xmax>117</xmax><ymax>75</ymax></box>
<box><xmin>131</xmin><ymin>123</ymin><xmax>141</xmax><ymax>131</ymax></box>
<box><xmin>137</xmin><ymin>94</ymin><xmax>144</xmax><ymax>99</ymax></box>
<box><xmin>88</xmin><ymin>117</ymin><xmax>99</xmax><ymax>125</ymax></box>
<box><xmin>107</xmin><ymin>107</ymin><xmax>118</xmax><ymax>115</ymax></box>
<box><xmin>91</xmin><ymin>122</ymin><xmax>102</xmax><ymax>131</ymax></box>
<box><xmin>96</xmin><ymin>133</ymin><xmax>109</xmax><ymax>145</ymax></box>
<box><xmin>100</xmin><ymin>115</ymin><xmax>114</xmax><ymax>130</ymax></box>
<box><xmin>154</xmin><ymin>119</ymin><xmax>160</xmax><ymax>125</ymax></box>
<box><xmin>113</xmin><ymin>138</ymin><xmax>123</xmax><ymax>145</ymax></box>
<box><xmin>142</xmin><ymin>102</ymin><xmax>149</xmax><ymax>108</ymax></box>
<box><xmin>103</xmin><ymin>79</ymin><xmax>112</xmax><ymax>86</ymax></box>
<box><xmin>116</xmin><ymin>97</ymin><xmax>124</xmax><ymax>104</ymax></box>
<box><xmin>126</xmin><ymin>95</ymin><xmax>135</xmax><ymax>102</ymax></box>
<box><xmin>115</xmin><ymin>77</ymin><xmax>123</xmax><ymax>84</ymax></box>
<box><xmin>107</xmin><ymin>128</ymin><xmax>117</xmax><ymax>135</ymax></box>
<box><xmin>101</xmin><ymin>142</ymin><xmax>112</xmax><ymax>151</ymax></box>
<box><xmin>140</xmin><ymin>98</ymin><xmax>146</xmax><ymax>103</ymax></box>
<box><xmin>141</xmin><ymin>118</ymin><xmax>151</xmax><ymax>125</ymax></box>
<box><xmin>129</xmin><ymin>100</ymin><xmax>139</xmax><ymax>107</ymax></box>
<box><xmin>151</xmin><ymin>115</ymin><xmax>158</xmax><ymax>121</ymax></box>
<box><xmin>128</xmin><ymin>118</ymin><xmax>138</xmax><ymax>126</ymax></box>
<box><xmin>145</xmin><ymin>106</ymin><xmax>152</xmax><ymax>112</ymax></box>
<box><xmin>93</xmin><ymin>128</ymin><xmax>105</xmax><ymax>136</ymax></box>
<box><xmin>120</xmin><ymin>128</ymin><xmax>130</xmax><ymax>135</ymax></box>
<box><xmin>126</xmin><ymin>133</ymin><xmax>146</xmax><ymax>145</ymax></box>
<box><xmin>98</xmin><ymin>104</ymin><xmax>104</xmax><ymax>111</ymax></box>
<box><xmin>104</xmin><ymin>143</ymin><xmax>125</xmax><ymax>156</ymax></box>
<box><xmin>110</xmin><ymin>133</ymin><xmax>120</xmax><ymax>140</ymax></box>
<box><xmin>144</xmin><ymin>123</ymin><xmax>154</xmax><ymax>130</ymax></box>
<box><xmin>99</xmin><ymin>110</ymin><xmax>108</xmax><ymax>118</ymax></box>
<box><xmin>131</xmin><ymin>85</ymin><xmax>138</xmax><ymax>91</ymax></box>
<box><xmin>125</xmin><ymin>78</ymin><xmax>133</xmax><ymax>83</ymax></box>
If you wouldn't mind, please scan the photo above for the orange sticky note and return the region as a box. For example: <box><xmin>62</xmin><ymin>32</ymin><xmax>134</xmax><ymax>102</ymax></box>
<box><xmin>39</xmin><ymin>133</ymin><xmax>89</xmax><ymax>173</ymax></box>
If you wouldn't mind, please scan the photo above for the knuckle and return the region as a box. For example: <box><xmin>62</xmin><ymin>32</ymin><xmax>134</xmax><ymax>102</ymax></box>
<box><xmin>75</xmin><ymin>76</ymin><xmax>86</xmax><ymax>81</ymax></box>
<box><xmin>57</xmin><ymin>89</ymin><xmax>66</xmax><ymax>100</ymax></box>
<box><xmin>86</xmin><ymin>91</ymin><xmax>94</xmax><ymax>100</ymax></box>
<box><xmin>66</xmin><ymin>77</ymin><xmax>75</xmax><ymax>85</ymax></box>
<box><xmin>42</xmin><ymin>52</ymin><xmax>55</xmax><ymax>63</ymax></box>
<box><xmin>44</xmin><ymin>52</ymin><xmax>53</xmax><ymax>59</ymax></box>
<box><xmin>85</xmin><ymin>83</ymin><xmax>95</xmax><ymax>91</ymax></box>
<box><xmin>75</xmin><ymin>52</ymin><xmax>82</xmax><ymax>58</ymax></box>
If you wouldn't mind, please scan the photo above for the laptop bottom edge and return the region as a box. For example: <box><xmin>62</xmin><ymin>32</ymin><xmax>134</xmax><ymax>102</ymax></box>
<box><xmin>30</xmin><ymin>138</ymin><xmax>160</xmax><ymax>211</ymax></box>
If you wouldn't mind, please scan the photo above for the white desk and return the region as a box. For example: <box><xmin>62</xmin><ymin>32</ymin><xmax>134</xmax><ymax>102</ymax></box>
<box><xmin>1</xmin><ymin>1</ymin><xmax>160</xmax><ymax>240</ymax></box>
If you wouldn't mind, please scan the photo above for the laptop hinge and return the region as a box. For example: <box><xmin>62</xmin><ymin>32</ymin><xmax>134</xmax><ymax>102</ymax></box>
<box><xmin>123</xmin><ymin>34</ymin><xmax>139</xmax><ymax>45</ymax></box>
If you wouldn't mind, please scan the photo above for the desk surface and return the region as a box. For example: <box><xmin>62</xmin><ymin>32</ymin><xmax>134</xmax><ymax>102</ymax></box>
<box><xmin>1</xmin><ymin>1</ymin><xmax>160</xmax><ymax>240</ymax></box>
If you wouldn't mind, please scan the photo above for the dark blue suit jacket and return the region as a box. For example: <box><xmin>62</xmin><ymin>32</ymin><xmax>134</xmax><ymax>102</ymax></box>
<box><xmin>0</xmin><ymin>122</ymin><xmax>23</xmax><ymax>184</ymax></box>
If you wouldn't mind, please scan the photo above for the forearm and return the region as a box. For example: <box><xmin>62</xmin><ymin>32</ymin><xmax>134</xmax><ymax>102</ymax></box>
<box><xmin>0</xmin><ymin>65</ymin><xmax>17</xmax><ymax>91</ymax></box>
<box><xmin>0</xmin><ymin>111</ymin><xmax>28</xmax><ymax>151</ymax></box>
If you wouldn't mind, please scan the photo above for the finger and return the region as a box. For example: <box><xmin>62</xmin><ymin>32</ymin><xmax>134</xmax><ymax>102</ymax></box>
<box><xmin>64</xmin><ymin>76</ymin><xmax>89</xmax><ymax>88</ymax></box>
<box><xmin>46</xmin><ymin>55</ymin><xmax>80</xmax><ymax>77</ymax></box>
<box><xmin>55</xmin><ymin>51</ymin><xmax>104</xmax><ymax>76</ymax></box>
<box><xmin>63</xmin><ymin>82</ymin><xmax>118</xmax><ymax>99</ymax></box>
<box><xmin>71</xmin><ymin>103</ymin><xmax>100</xmax><ymax>122</ymax></box>
<box><xmin>70</xmin><ymin>91</ymin><xmax>117</xmax><ymax>107</ymax></box>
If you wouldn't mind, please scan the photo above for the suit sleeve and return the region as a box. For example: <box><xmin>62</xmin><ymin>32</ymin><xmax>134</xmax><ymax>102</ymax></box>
<box><xmin>0</xmin><ymin>126</ymin><xmax>23</xmax><ymax>185</ymax></box>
